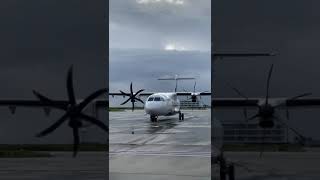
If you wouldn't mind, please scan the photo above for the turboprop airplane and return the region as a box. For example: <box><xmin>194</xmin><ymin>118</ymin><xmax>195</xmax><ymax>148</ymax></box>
<box><xmin>109</xmin><ymin>82</ymin><xmax>211</xmax><ymax>122</ymax></box>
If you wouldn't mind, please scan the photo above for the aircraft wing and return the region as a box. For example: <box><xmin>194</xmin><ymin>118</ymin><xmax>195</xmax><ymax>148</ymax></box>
<box><xmin>212</xmin><ymin>98</ymin><xmax>320</xmax><ymax>107</ymax></box>
<box><xmin>212</xmin><ymin>52</ymin><xmax>276</xmax><ymax>61</ymax></box>
<box><xmin>0</xmin><ymin>100</ymin><xmax>68</xmax><ymax>114</ymax></box>
<box><xmin>213</xmin><ymin>52</ymin><xmax>276</xmax><ymax>58</ymax></box>
<box><xmin>213</xmin><ymin>98</ymin><xmax>258</xmax><ymax>107</ymax></box>
<box><xmin>0</xmin><ymin>100</ymin><xmax>68</xmax><ymax>107</ymax></box>
<box><xmin>109</xmin><ymin>92</ymin><xmax>212</xmax><ymax>97</ymax></box>
<box><xmin>0</xmin><ymin>99</ymin><xmax>110</xmax><ymax>113</ymax></box>
<box><xmin>286</xmin><ymin>98</ymin><xmax>320</xmax><ymax>107</ymax></box>
<box><xmin>158</xmin><ymin>77</ymin><xmax>195</xmax><ymax>80</ymax></box>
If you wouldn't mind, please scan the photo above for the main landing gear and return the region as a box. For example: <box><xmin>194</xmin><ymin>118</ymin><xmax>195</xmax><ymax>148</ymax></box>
<box><xmin>217</xmin><ymin>153</ymin><xmax>235</xmax><ymax>180</ymax></box>
<box><xmin>179</xmin><ymin>112</ymin><xmax>184</xmax><ymax>121</ymax></box>
<box><xmin>150</xmin><ymin>115</ymin><xmax>158</xmax><ymax>122</ymax></box>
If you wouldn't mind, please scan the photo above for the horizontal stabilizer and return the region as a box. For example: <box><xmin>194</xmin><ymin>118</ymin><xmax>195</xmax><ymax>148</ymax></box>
<box><xmin>158</xmin><ymin>77</ymin><xmax>195</xmax><ymax>80</ymax></box>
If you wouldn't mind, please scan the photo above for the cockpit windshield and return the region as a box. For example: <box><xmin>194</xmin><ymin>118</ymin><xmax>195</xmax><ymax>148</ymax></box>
<box><xmin>148</xmin><ymin>96</ymin><xmax>164</xmax><ymax>102</ymax></box>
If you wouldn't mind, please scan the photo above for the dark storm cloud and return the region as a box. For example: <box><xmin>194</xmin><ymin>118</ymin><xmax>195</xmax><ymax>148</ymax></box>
<box><xmin>212</xmin><ymin>0</ymin><xmax>320</xmax><ymax>139</ymax></box>
<box><xmin>110</xmin><ymin>0</ymin><xmax>210</xmax><ymax>50</ymax></box>
<box><xmin>0</xmin><ymin>0</ymin><xmax>107</xmax><ymax>143</ymax></box>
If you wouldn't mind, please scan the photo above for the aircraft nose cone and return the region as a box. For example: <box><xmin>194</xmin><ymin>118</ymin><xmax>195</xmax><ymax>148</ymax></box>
<box><xmin>145</xmin><ymin>102</ymin><xmax>165</xmax><ymax>115</ymax></box>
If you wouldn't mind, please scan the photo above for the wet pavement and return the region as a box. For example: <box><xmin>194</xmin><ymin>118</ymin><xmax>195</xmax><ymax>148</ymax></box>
<box><xmin>109</xmin><ymin>109</ymin><xmax>211</xmax><ymax>180</ymax></box>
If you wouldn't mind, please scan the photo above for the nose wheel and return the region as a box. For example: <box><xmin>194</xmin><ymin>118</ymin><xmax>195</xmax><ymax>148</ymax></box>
<box><xmin>150</xmin><ymin>115</ymin><xmax>157</xmax><ymax>122</ymax></box>
<box><xmin>179</xmin><ymin>112</ymin><xmax>184</xmax><ymax>121</ymax></box>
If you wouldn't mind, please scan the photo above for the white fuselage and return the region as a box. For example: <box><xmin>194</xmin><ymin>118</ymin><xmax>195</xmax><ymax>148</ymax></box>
<box><xmin>144</xmin><ymin>93</ymin><xmax>180</xmax><ymax>117</ymax></box>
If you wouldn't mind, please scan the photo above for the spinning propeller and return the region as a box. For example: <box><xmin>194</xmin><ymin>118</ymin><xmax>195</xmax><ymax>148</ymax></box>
<box><xmin>33</xmin><ymin>66</ymin><xmax>108</xmax><ymax>157</ymax></box>
<box><xmin>232</xmin><ymin>64</ymin><xmax>310</xmax><ymax>157</ymax></box>
<box><xmin>187</xmin><ymin>81</ymin><xmax>208</xmax><ymax>102</ymax></box>
<box><xmin>232</xmin><ymin>64</ymin><xmax>311</xmax><ymax>128</ymax></box>
<box><xmin>119</xmin><ymin>82</ymin><xmax>145</xmax><ymax>111</ymax></box>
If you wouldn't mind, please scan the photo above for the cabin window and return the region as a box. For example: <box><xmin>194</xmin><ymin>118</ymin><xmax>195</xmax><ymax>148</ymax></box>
<box><xmin>160</xmin><ymin>97</ymin><xmax>165</xmax><ymax>101</ymax></box>
<box><xmin>147</xmin><ymin>97</ymin><xmax>154</xmax><ymax>101</ymax></box>
<box><xmin>154</xmin><ymin>97</ymin><xmax>161</xmax><ymax>101</ymax></box>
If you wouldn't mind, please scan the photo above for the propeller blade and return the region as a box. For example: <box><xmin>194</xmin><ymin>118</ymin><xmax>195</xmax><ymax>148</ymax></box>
<box><xmin>72</xmin><ymin>127</ymin><xmax>80</xmax><ymax>157</ymax></box>
<box><xmin>80</xmin><ymin>113</ymin><xmax>108</xmax><ymax>132</ymax></box>
<box><xmin>231</xmin><ymin>87</ymin><xmax>248</xmax><ymax>100</ymax></box>
<box><xmin>78</xmin><ymin>88</ymin><xmax>108</xmax><ymax>110</ymax></box>
<box><xmin>33</xmin><ymin>90</ymin><xmax>53</xmax><ymax>103</ymax></box>
<box><xmin>33</xmin><ymin>90</ymin><xmax>67</xmax><ymax>110</ymax></box>
<box><xmin>289</xmin><ymin>92</ymin><xmax>312</xmax><ymax>100</ymax></box>
<box><xmin>130</xmin><ymin>82</ymin><xmax>133</xmax><ymax>96</ymax></box>
<box><xmin>275</xmin><ymin>117</ymin><xmax>305</xmax><ymax>143</ymax></box>
<box><xmin>274</xmin><ymin>93</ymin><xmax>311</xmax><ymax>108</ymax></box>
<box><xmin>135</xmin><ymin>97</ymin><xmax>144</xmax><ymax>104</ymax></box>
<box><xmin>36</xmin><ymin>113</ymin><xmax>69</xmax><ymax>137</ymax></box>
<box><xmin>247</xmin><ymin>114</ymin><xmax>259</xmax><ymax>122</ymax></box>
<box><xmin>119</xmin><ymin>90</ymin><xmax>129</xmax><ymax>96</ymax></box>
<box><xmin>193</xmin><ymin>81</ymin><xmax>196</xmax><ymax>93</ymax></box>
<box><xmin>67</xmin><ymin>66</ymin><xmax>76</xmax><ymax>105</ymax></box>
<box><xmin>134</xmin><ymin>89</ymin><xmax>145</xmax><ymax>96</ymax></box>
<box><xmin>265</xmin><ymin>64</ymin><xmax>274</xmax><ymax>105</ymax></box>
<box><xmin>120</xmin><ymin>98</ymin><xmax>131</xmax><ymax>105</ymax></box>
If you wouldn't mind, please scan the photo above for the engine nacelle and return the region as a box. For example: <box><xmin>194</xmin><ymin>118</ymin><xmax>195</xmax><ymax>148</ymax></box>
<box><xmin>190</xmin><ymin>92</ymin><xmax>200</xmax><ymax>102</ymax></box>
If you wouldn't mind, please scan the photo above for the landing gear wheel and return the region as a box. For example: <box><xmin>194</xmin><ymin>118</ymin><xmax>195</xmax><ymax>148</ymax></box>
<box><xmin>218</xmin><ymin>153</ymin><xmax>235</xmax><ymax>180</ymax></box>
<box><xmin>179</xmin><ymin>112</ymin><xmax>184</xmax><ymax>121</ymax></box>
<box><xmin>150</xmin><ymin>115</ymin><xmax>157</xmax><ymax>122</ymax></box>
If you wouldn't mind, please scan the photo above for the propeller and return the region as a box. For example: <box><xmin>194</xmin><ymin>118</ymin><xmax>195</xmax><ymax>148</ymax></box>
<box><xmin>230</xmin><ymin>64</ymin><xmax>310</xmax><ymax>158</ymax></box>
<box><xmin>188</xmin><ymin>81</ymin><xmax>208</xmax><ymax>102</ymax></box>
<box><xmin>232</xmin><ymin>64</ymin><xmax>311</xmax><ymax>129</ymax></box>
<box><xmin>119</xmin><ymin>82</ymin><xmax>144</xmax><ymax>111</ymax></box>
<box><xmin>33</xmin><ymin>66</ymin><xmax>108</xmax><ymax>157</ymax></box>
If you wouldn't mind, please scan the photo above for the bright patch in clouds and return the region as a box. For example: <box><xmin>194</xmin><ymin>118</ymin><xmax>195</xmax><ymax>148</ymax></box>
<box><xmin>137</xmin><ymin>0</ymin><xmax>184</xmax><ymax>5</ymax></box>
<box><xmin>164</xmin><ymin>43</ymin><xmax>187</xmax><ymax>51</ymax></box>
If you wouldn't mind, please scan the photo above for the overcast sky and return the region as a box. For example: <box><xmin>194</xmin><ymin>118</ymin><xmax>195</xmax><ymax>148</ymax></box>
<box><xmin>109</xmin><ymin>0</ymin><xmax>211</xmax><ymax>107</ymax></box>
<box><xmin>110</xmin><ymin>0</ymin><xmax>210</xmax><ymax>51</ymax></box>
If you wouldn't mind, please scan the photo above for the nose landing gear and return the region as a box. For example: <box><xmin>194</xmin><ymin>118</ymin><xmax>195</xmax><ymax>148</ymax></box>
<box><xmin>217</xmin><ymin>153</ymin><xmax>235</xmax><ymax>180</ymax></box>
<box><xmin>179</xmin><ymin>112</ymin><xmax>184</xmax><ymax>121</ymax></box>
<box><xmin>150</xmin><ymin>115</ymin><xmax>158</xmax><ymax>122</ymax></box>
